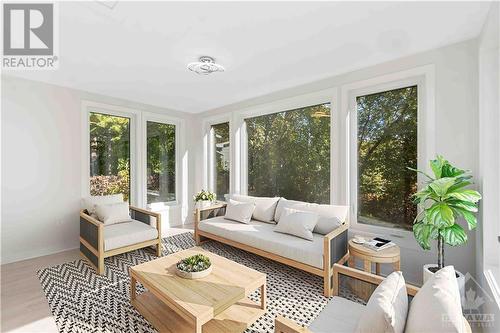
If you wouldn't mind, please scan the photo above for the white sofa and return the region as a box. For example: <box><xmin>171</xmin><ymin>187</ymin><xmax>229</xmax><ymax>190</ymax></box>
<box><xmin>194</xmin><ymin>195</ymin><xmax>350</xmax><ymax>297</ymax></box>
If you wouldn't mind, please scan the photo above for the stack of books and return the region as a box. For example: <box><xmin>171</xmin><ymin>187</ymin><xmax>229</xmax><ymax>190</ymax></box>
<box><xmin>363</xmin><ymin>237</ymin><xmax>396</xmax><ymax>251</ymax></box>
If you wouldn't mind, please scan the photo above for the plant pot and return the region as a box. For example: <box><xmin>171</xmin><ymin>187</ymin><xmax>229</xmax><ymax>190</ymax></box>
<box><xmin>423</xmin><ymin>264</ymin><xmax>465</xmax><ymax>298</ymax></box>
<box><xmin>175</xmin><ymin>265</ymin><xmax>212</xmax><ymax>279</ymax></box>
<box><xmin>196</xmin><ymin>200</ymin><xmax>212</xmax><ymax>209</ymax></box>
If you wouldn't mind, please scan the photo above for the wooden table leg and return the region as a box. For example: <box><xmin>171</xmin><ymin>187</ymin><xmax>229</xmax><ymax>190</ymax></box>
<box><xmin>393</xmin><ymin>261</ymin><xmax>401</xmax><ymax>271</ymax></box>
<box><xmin>375</xmin><ymin>263</ymin><xmax>381</xmax><ymax>275</ymax></box>
<box><xmin>260</xmin><ymin>283</ymin><xmax>267</xmax><ymax>310</ymax></box>
<box><xmin>195</xmin><ymin>319</ymin><xmax>202</xmax><ymax>333</ymax></box>
<box><xmin>363</xmin><ymin>260</ymin><xmax>371</xmax><ymax>273</ymax></box>
<box><xmin>348</xmin><ymin>255</ymin><xmax>355</xmax><ymax>268</ymax></box>
<box><xmin>130</xmin><ymin>275</ymin><xmax>136</xmax><ymax>301</ymax></box>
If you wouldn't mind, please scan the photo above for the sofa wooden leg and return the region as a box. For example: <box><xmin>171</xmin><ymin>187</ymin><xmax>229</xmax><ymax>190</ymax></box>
<box><xmin>156</xmin><ymin>242</ymin><xmax>162</xmax><ymax>257</ymax></box>
<box><xmin>324</xmin><ymin>271</ymin><xmax>332</xmax><ymax>297</ymax></box>
<box><xmin>98</xmin><ymin>257</ymin><xmax>105</xmax><ymax>275</ymax></box>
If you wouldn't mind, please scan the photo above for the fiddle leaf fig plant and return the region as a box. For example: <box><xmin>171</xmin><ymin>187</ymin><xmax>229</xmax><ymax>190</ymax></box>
<box><xmin>409</xmin><ymin>156</ymin><xmax>481</xmax><ymax>270</ymax></box>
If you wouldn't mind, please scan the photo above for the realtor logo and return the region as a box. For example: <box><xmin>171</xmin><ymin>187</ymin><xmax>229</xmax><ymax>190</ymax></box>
<box><xmin>2</xmin><ymin>3</ymin><xmax>58</xmax><ymax>69</ymax></box>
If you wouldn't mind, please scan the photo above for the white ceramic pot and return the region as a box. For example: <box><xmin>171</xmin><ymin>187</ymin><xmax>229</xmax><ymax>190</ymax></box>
<box><xmin>197</xmin><ymin>200</ymin><xmax>212</xmax><ymax>209</ymax></box>
<box><xmin>175</xmin><ymin>265</ymin><xmax>212</xmax><ymax>279</ymax></box>
<box><xmin>423</xmin><ymin>264</ymin><xmax>465</xmax><ymax>298</ymax></box>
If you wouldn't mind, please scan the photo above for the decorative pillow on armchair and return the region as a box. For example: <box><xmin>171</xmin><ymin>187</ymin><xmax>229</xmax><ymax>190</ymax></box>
<box><xmin>95</xmin><ymin>202</ymin><xmax>131</xmax><ymax>225</ymax></box>
<box><xmin>82</xmin><ymin>193</ymin><xmax>124</xmax><ymax>217</ymax></box>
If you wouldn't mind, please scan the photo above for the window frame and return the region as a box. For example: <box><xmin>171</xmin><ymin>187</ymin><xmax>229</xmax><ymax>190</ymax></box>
<box><xmin>234</xmin><ymin>88</ymin><xmax>337</xmax><ymax>203</ymax></box>
<box><xmin>81</xmin><ymin>101</ymin><xmax>140</xmax><ymax>205</ymax></box>
<box><xmin>203</xmin><ymin>114</ymin><xmax>233</xmax><ymax>197</ymax></box>
<box><xmin>142</xmin><ymin>112</ymin><xmax>181</xmax><ymax>209</ymax></box>
<box><xmin>82</xmin><ymin>101</ymin><xmax>185</xmax><ymax>212</ymax></box>
<box><xmin>343</xmin><ymin>66</ymin><xmax>435</xmax><ymax>243</ymax></box>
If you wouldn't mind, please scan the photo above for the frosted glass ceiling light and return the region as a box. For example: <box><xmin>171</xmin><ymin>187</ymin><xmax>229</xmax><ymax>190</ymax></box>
<box><xmin>187</xmin><ymin>56</ymin><xmax>225</xmax><ymax>75</ymax></box>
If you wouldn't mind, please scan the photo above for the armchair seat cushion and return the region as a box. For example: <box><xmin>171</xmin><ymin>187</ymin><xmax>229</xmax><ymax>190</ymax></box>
<box><xmin>309</xmin><ymin>296</ymin><xmax>365</xmax><ymax>333</ymax></box>
<box><xmin>198</xmin><ymin>216</ymin><xmax>325</xmax><ymax>268</ymax></box>
<box><xmin>104</xmin><ymin>220</ymin><xmax>158</xmax><ymax>251</ymax></box>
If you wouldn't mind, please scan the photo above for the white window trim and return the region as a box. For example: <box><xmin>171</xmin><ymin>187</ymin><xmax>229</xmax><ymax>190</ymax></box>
<box><xmin>81</xmin><ymin>101</ymin><xmax>141</xmax><ymax>206</ymax></box>
<box><xmin>234</xmin><ymin>88</ymin><xmax>336</xmax><ymax>201</ymax></box>
<box><xmin>142</xmin><ymin>111</ymin><xmax>184</xmax><ymax>209</ymax></box>
<box><xmin>341</xmin><ymin>65</ymin><xmax>436</xmax><ymax>247</ymax></box>
<box><xmin>81</xmin><ymin>101</ymin><xmax>185</xmax><ymax>213</ymax></box>
<box><xmin>202</xmin><ymin>114</ymin><xmax>233</xmax><ymax>196</ymax></box>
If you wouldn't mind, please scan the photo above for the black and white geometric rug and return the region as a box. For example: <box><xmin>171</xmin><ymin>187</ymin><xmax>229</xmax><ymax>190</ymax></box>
<box><xmin>38</xmin><ymin>232</ymin><xmax>363</xmax><ymax>333</ymax></box>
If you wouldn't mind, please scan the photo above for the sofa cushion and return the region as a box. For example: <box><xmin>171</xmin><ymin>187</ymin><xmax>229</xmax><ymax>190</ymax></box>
<box><xmin>274</xmin><ymin>208</ymin><xmax>319</xmax><ymax>241</ymax></box>
<box><xmin>274</xmin><ymin>198</ymin><xmax>348</xmax><ymax>235</ymax></box>
<box><xmin>309</xmin><ymin>296</ymin><xmax>365</xmax><ymax>333</ymax></box>
<box><xmin>405</xmin><ymin>266</ymin><xmax>465</xmax><ymax>333</ymax></box>
<box><xmin>104</xmin><ymin>220</ymin><xmax>158</xmax><ymax>251</ymax></box>
<box><xmin>355</xmin><ymin>271</ymin><xmax>408</xmax><ymax>333</ymax></box>
<box><xmin>231</xmin><ymin>194</ymin><xmax>280</xmax><ymax>223</ymax></box>
<box><xmin>82</xmin><ymin>194</ymin><xmax>124</xmax><ymax>216</ymax></box>
<box><xmin>95</xmin><ymin>202</ymin><xmax>131</xmax><ymax>225</ymax></box>
<box><xmin>198</xmin><ymin>216</ymin><xmax>324</xmax><ymax>268</ymax></box>
<box><xmin>224</xmin><ymin>199</ymin><xmax>255</xmax><ymax>224</ymax></box>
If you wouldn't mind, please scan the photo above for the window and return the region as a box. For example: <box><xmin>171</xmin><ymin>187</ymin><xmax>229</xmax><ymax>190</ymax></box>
<box><xmin>211</xmin><ymin>122</ymin><xmax>230</xmax><ymax>201</ymax></box>
<box><xmin>146</xmin><ymin>121</ymin><xmax>176</xmax><ymax>204</ymax></box>
<box><xmin>89</xmin><ymin>112</ymin><xmax>130</xmax><ymax>201</ymax></box>
<box><xmin>356</xmin><ymin>86</ymin><xmax>417</xmax><ymax>230</ymax></box>
<box><xmin>246</xmin><ymin>103</ymin><xmax>331</xmax><ymax>203</ymax></box>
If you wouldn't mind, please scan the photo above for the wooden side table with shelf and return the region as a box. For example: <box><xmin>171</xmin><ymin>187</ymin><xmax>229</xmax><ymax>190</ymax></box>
<box><xmin>347</xmin><ymin>239</ymin><xmax>401</xmax><ymax>301</ymax></box>
<box><xmin>193</xmin><ymin>201</ymin><xmax>227</xmax><ymax>245</ymax></box>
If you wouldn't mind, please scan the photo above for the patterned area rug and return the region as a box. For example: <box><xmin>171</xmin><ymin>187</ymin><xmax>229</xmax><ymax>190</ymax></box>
<box><xmin>38</xmin><ymin>232</ymin><xmax>363</xmax><ymax>333</ymax></box>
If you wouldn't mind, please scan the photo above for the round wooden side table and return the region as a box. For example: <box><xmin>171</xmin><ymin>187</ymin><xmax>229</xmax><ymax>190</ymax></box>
<box><xmin>348</xmin><ymin>239</ymin><xmax>401</xmax><ymax>274</ymax></box>
<box><xmin>347</xmin><ymin>239</ymin><xmax>401</xmax><ymax>301</ymax></box>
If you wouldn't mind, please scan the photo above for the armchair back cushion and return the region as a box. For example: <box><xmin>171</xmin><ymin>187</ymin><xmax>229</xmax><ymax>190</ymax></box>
<box><xmin>404</xmin><ymin>266</ymin><xmax>465</xmax><ymax>333</ymax></box>
<box><xmin>274</xmin><ymin>198</ymin><xmax>348</xmax><ymax>235</ymax></box>
<box><xmin>231</xmin><ymin>194</ymin><xmax>280</xmax><ymax>223</ymax></box>
<box><xmin>355</xmin><ymin>271</ymin><xmax>408</xmax><ymax>333</ymax></box>
<box><xmin>82</xmin><ymin>194</ymin><xmax>124</xmax><ymax>216</ymax></box>
<box><xmin>95</xmin><ymin>202</ymin><xmax>131</xmax><ymax>225</ymax></box>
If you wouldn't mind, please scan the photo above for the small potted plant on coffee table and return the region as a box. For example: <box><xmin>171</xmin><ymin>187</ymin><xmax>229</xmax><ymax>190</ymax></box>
<box><xmin>175</xmin><ymin>254</ymin><xmax>212</xmax><ymax>279</ymax></box>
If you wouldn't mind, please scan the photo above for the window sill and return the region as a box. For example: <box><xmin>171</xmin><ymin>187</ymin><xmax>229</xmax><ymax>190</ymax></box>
<box><xmin>484</xmin><ymin>265</ymin><xmax>500</xmax><ymax>309</ymax></box>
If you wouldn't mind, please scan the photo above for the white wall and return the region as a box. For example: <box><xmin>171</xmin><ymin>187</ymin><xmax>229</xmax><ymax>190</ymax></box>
<box><xmin>197</xmin><ymin>40</ymin><xmax>480</xmax><ymax>286</ymax></box>
<box><xmin>477</xmin><ymin>2</ymin><xmax>500</xmax><ymax>331</ymax></box>
<box><xmin>1</xmin><ymin>76</ymin><xmax>197</xmax><ymax>264</ymax></box>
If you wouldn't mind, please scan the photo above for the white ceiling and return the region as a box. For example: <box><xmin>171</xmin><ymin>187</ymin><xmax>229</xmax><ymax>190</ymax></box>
<box><xmin>6</xmin><ymin>1</ymin><xmax>491</xmax><ymax>113</ymax></box>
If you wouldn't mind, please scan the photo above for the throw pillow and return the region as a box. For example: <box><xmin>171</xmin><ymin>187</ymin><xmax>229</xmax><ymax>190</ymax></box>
<box><xmin>95</xmin><ymin>202</ymin><xmax>131</xmax><ymax>225</ymax></box>
<box><xmin>231</xmin><ymin>194</ymin><xmax>280</xmax><ymax>223</ymax></box>
<box><xmin>405</xmin><ymin>266</ymin><xmax>465</xmax><ymax>333</ymax></box>
<box><xmin>224</xmin><ymin>199</ymin><xmax>255</xmax><ymax>224</ymax></box>
<box><xmin>274</xmin><ymin>208</ymin><xmax>319</xmax><ymax>241</ymax></box>
<box><xmin>82</xmin><ymin>194</ymin><xmax>124</xmax><ymax>216</ymax></box>
<box><xmin>355</xmin><ymin>271</ymin><xmax>408</xmax><ymax>333</ymax></box>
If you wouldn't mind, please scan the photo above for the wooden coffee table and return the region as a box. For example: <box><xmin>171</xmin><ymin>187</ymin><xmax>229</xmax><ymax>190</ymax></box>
<box><xmin>129</xmin><ymin>247</ymin><xmax>266</xmax><ymax>333</ymax></box>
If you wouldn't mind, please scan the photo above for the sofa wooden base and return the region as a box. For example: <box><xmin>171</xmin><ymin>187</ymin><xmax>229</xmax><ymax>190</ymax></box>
<box><xmin>194</xmin><ymin>207</ymin><xmax>349</xmax><ymax>297</ymax></box>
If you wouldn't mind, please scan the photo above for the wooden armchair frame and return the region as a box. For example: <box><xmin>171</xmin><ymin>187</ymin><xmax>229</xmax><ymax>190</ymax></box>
<box><xmin>194</xmin><ymin>204</ymin><xmax>349</xmax><ymax>297</ymax></box>
<box><xmin>79</xmin><ymin>206</ymin><xmax>162</xmax><ymax>275</ymax></box>
<box><xmin>275</xmin><ymin>264</ymin><xmax>471</xmax><ymax>333</ymax></box>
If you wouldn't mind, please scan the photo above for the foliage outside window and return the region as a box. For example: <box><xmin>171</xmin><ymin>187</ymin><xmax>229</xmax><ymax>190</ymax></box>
<box><xmin>147</xmin><ymin>121</ymin><xmax>176</xmax><ymax>204</ymax></box>
<box><xmin>357</xmin><ymin>86</ymin><xmax>418</xmax><ymax>230</ymax></box>
<box><xmin>246</xmin><ymin>103</ymin><xmax>331</xmax><ymax>204</ymax></box>
<box><xmin>212</xmin><ymin>122</ymin><xmax>230</xmax><ymax>201</ymax></box>
<box><xmin>89</xmin><ymin>112</ymin><xmax>130</xmax><ymax>201</ymax></box>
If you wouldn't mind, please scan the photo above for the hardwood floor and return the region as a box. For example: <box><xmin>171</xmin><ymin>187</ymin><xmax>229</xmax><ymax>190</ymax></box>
<box><xmin>0</xmin><ymin>225</ymin><xmax>194</xmax><ymax>333</ymax></box>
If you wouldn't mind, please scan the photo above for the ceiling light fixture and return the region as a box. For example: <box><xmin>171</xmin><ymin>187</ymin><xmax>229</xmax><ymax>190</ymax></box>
<box><xmin>187</xmin><ymin>56</ymin><xmax>225</xmax><ymax>75</ymax></box>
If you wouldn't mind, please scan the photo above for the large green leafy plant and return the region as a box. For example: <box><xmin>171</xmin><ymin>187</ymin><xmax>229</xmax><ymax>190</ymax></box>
<box><xmin>410</xmin><ymin>156</ymin><xmax>481</xmax><ymax>270</ymax></box>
